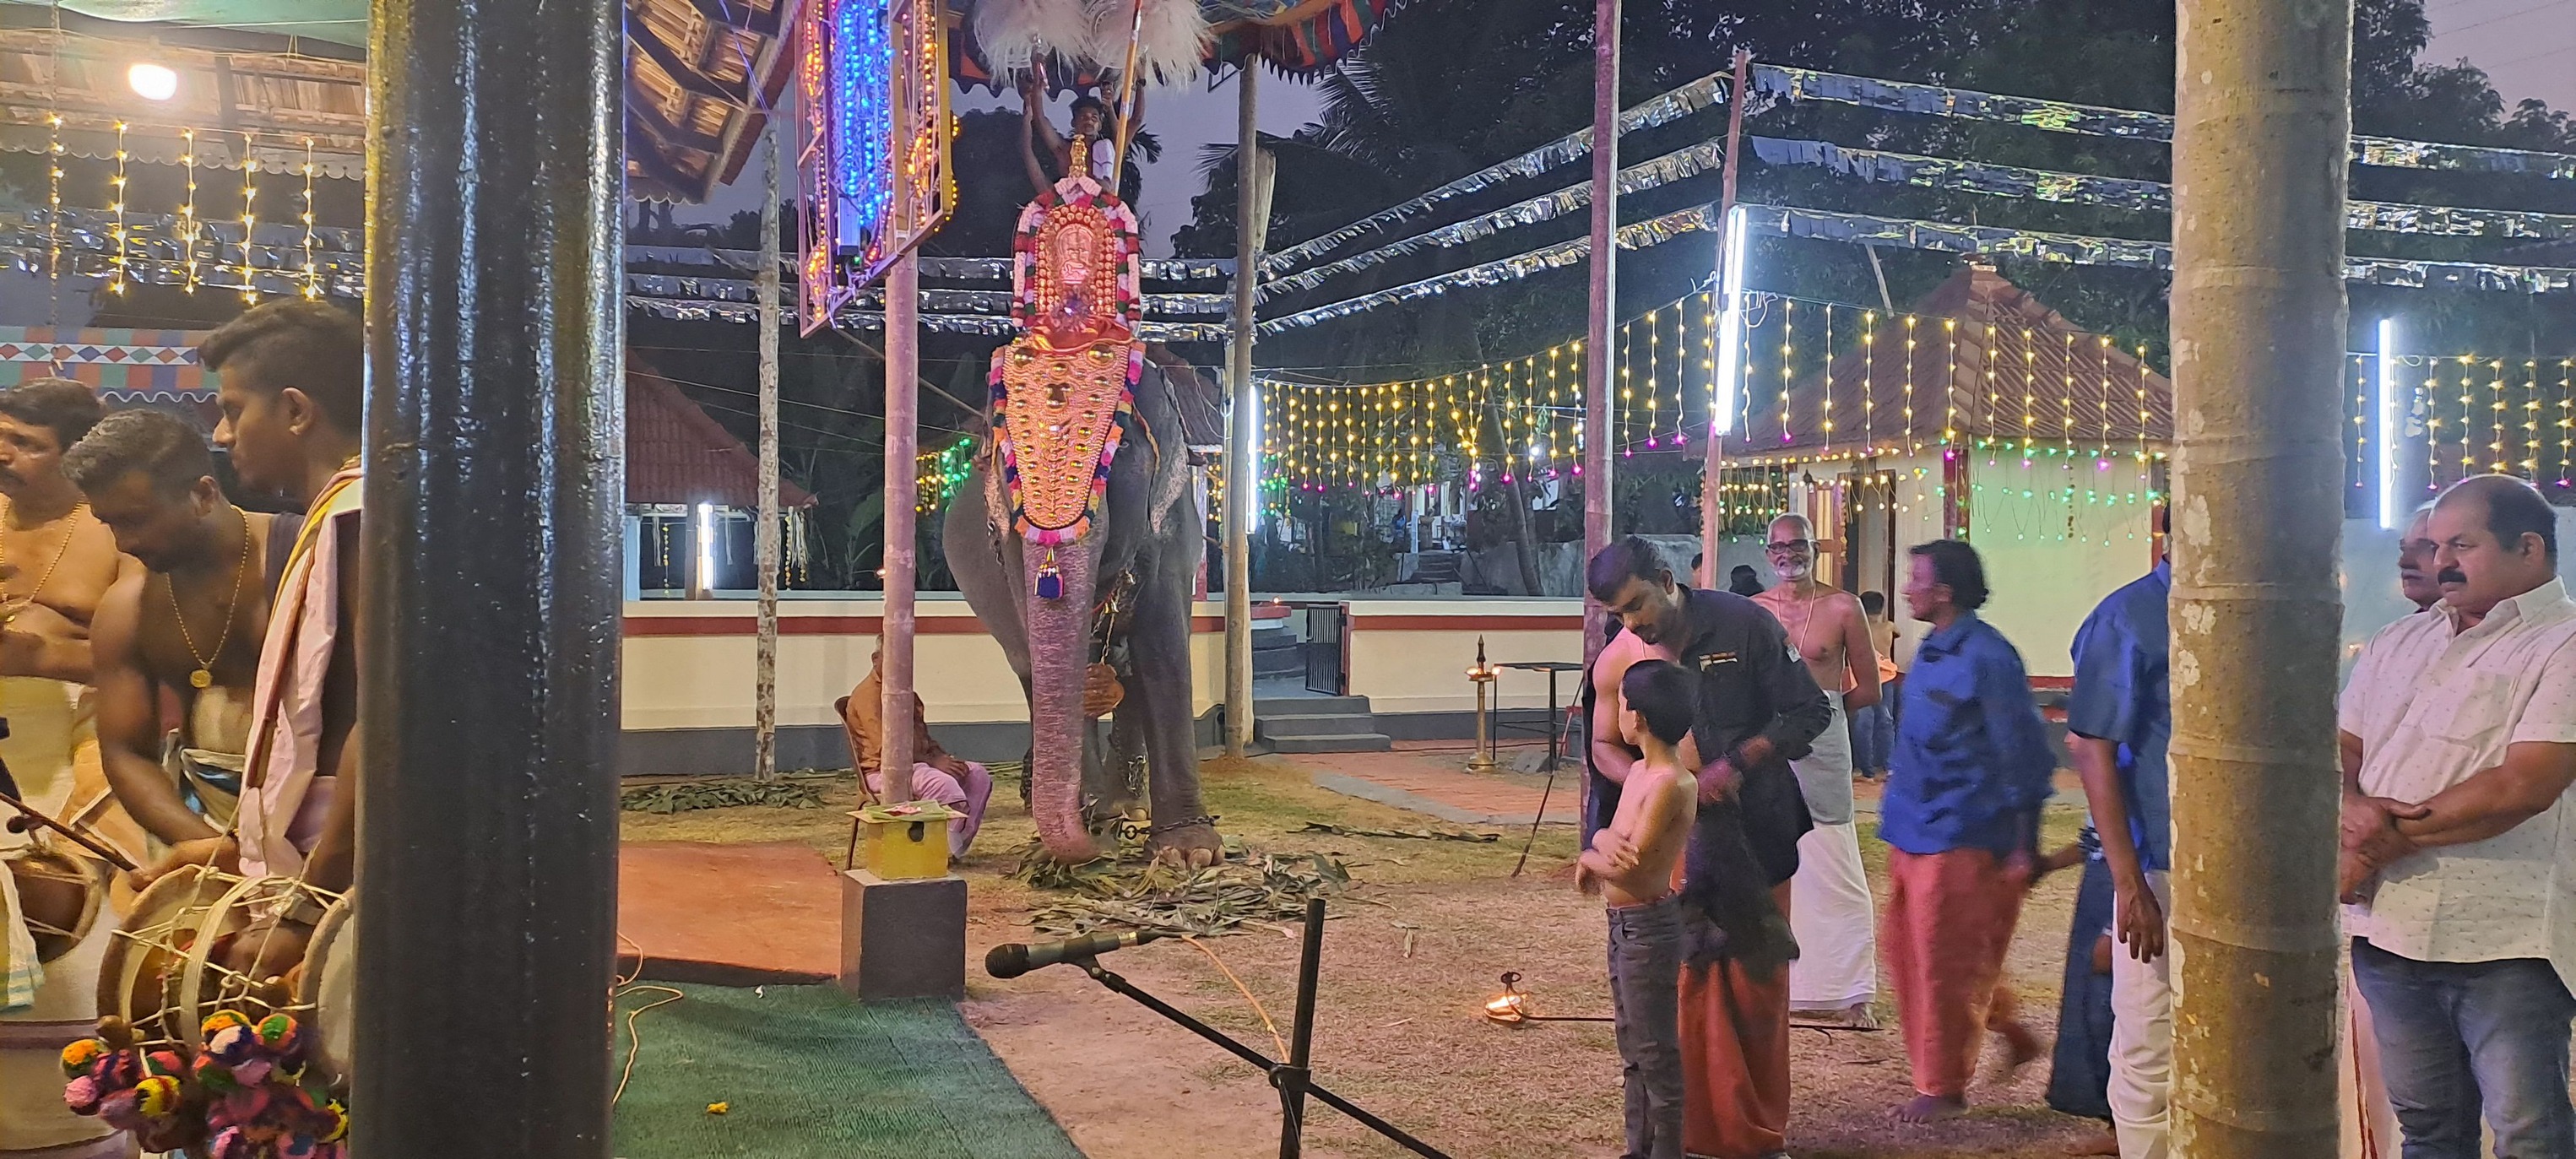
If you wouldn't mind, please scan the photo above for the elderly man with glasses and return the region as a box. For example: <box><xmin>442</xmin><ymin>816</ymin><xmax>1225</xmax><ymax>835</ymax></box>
<box><xmin>1750</xmin><ymin>514</ymin><xmax>1885</xmax><ymax>1030</ymax></box>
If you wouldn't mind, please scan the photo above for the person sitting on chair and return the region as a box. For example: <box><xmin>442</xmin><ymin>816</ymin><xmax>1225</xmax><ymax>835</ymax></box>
<box><xmin>840</xmin><ymin>649</ymin><xmax>992</xmax><ymax>857</ymax></box>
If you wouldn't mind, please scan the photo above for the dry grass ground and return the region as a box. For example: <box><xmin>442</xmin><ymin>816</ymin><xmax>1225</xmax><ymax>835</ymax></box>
<box><xmin>622</xmin><ymin>756</ymin><xmax>2103</xmax><ymax>1158</ymax></box>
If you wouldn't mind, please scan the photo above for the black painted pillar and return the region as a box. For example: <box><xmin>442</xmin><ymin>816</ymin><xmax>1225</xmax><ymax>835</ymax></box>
<box><xmin>355</xmin><ymin>0</ymin><xmax>623</xmax><ymax>1155</ymax></box>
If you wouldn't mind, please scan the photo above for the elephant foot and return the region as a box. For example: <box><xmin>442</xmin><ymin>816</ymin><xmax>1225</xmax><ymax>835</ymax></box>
<box><xmin>1147</xmin><ymin>819</ymin><xmax>1223</xmax><ymax>869</ymax></box>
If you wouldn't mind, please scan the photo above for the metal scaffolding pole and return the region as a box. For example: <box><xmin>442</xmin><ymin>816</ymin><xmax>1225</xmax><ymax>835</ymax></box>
<box><xmin>355</xmin><ymin>0</ymin><xmax>622</xmax><ymax>1152</ymax></box>
<box><xmin>2169</xmin><ymin>0</ymin><xmax>2352</xmax><ymax>1153</ymax></box>
<box><xmin>1582</xmin><ymin>0</ymin><xmax>1619</xmax><ymax>659</ymax></box>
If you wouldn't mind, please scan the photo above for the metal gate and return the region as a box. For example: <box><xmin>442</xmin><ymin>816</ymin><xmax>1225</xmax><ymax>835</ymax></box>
<box><xmin>1304</xmin><ymin>603</ymin><xmax>1347</xmax><ymax>696</ymax></box>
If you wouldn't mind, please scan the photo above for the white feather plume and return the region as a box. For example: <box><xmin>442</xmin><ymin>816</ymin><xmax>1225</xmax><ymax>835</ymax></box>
<box><xmin>1129</xmin><ymin>0</ymin><xmax>1212</xmax><ymax>85</ymax></box>
<box><xmin>973</xmin><ymin>0</ymin><xmax>1098</xmax><ymax>78</ymax></box>
<box><xmin>1071</xmin><ymin>0</ymin><xmax>1207</xmax><ymax>84</ymax></box>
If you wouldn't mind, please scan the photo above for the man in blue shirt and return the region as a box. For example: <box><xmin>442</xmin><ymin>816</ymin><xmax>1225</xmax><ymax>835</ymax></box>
<box><xmin>1881</xmin><ymin>539</ymin><xmax>2057</xmax><ymax>1124</ymax></box>
<box><xmin>2069</xmin><ymin>550</ymin><xmax>2173</xmax><ymax>1159</ymax></box>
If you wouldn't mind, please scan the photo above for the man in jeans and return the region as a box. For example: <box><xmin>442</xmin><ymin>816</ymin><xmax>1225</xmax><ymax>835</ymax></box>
<box><xmin>1851</xmin><ymin>591</ymin><xmax>1898</xmax><ymax>781</ymax></box>
<box><xmin>2341</xmin><ymin>474</ymin><xmax>2576</xmax><ymax>1158</ymax></box>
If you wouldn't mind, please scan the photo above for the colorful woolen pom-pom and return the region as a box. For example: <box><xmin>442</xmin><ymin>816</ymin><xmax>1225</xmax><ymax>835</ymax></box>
<box><xmin>58</xmin><ymin>1037</ymin><xmax>104</xmax><ymax>1078</ymax></box>
<box><xmin>201</xmin><ymin>1009</ymin><xmax>251</xmax><ymax>1037</ymax></box>
<box><xmin>62</xmin><ymin>1075</ymin><xmax>101</xmax><ymax>1115</ymax></box>
<box><xmin>204</xmin><ymin>1022</ymin><xmax>259</xmax><ymax>1069</ymax></box>
<box><xmin>95</xmin><ymin>1089</ymin><xmax>144</xmax><ymax>1133</ymax></box>
<box><xmin>194</xmin><ymin>1052</ymin><xmax>241</xmax><ymax>1094</ymax></box>
<box><xmin>257</xmin><ymin>1012</ymin><xmax>301</xmax><ymax>1051</ymax></box>
<box><xmin>206</xmin><ymin>1126</ymin><xmax>256</xmax><ymax>1159</ymax></box>
<box><xmin>89</xmin><ymin>1048</ymin><xmax>142</xmax><ymax>1089</ymax></box>
<box><xmin>134</xmin><ymin>1074</ymin><xmax>186</xmax><ymax>1118</ymax></box>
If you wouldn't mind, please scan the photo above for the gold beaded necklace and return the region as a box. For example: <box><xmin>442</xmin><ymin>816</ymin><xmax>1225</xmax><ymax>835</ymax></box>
<box><xmin>166</xmin><ymin>506</ymin><xmax>250</xmax><ymax>690</ymax></box>
<box><xmin>0</xmin><ymin>496</ymin><xmax>88</xmax><ymax>626</ymax></box>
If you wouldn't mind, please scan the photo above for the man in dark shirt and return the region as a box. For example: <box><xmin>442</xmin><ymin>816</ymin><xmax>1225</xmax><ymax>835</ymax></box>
<box><xmin>1586</xmin><ymin>536</ymin><xmax>1831</xmax><ymax>1159</ymax></box>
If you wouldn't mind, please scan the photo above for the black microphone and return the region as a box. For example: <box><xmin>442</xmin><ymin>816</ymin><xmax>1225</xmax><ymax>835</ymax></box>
<box><xmin>986</xmin><ymin>929</ymin><xmax>1168</xmax><ymax>979</ymax></box>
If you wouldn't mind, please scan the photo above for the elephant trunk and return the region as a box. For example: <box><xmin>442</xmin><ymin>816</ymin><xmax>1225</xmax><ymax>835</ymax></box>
<box><xmin>1024</xmin><ymin>544</ymin><xmax>1099</xmax><ymax>863</ymax></box>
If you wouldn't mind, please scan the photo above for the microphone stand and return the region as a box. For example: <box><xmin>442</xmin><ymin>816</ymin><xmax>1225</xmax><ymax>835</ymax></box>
<box><xmin>1071</xmin><ymin>897</ymin><xmax>1451</xmax><ymax>1159</ymax></box>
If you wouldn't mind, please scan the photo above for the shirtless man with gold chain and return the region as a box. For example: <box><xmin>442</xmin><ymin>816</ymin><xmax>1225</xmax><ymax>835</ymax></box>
<box><xmin>1752</xmin><ymin>512</ymin><xmax>1885</xmax><ymax>1028</ymax></box>
<box><xmin>67</xmin><ymin>408</ymin><xmax>295</xmax><ymax>854</ymax></box>
<box><xmin>0</xmin><ymin>377</ymin><xmax>147</xmax><ymax>1159</ymax></box>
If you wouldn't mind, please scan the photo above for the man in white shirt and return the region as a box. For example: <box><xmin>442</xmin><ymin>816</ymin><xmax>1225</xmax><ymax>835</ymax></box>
<box><xmin>2340</xmin><ymin>474</ymin><xmax>2576</xmax><ymax>1159</ymax></box>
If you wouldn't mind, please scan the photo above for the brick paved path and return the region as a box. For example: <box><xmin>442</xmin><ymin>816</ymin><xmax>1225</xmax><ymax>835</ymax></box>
<box><xmin>1296</xmin><ymin>742</ymin><xmax>1582</xmax><ymax>826</ymax></box>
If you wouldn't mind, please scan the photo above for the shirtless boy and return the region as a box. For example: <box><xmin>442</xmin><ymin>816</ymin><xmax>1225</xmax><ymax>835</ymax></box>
<box><xmin>66</xmin><ymin>408</ymin><xmax>294</xmax><ymax>848</ymax></box>
<box><xmin>1581</xmin><ymin>658</ymin><xmax>1700</xmax><ymax>1159</ymax></box>
<box><xmin>1752</xmin><ymin>512</ymin><xmax>1883</xmax><ymax>1026</ymax></box>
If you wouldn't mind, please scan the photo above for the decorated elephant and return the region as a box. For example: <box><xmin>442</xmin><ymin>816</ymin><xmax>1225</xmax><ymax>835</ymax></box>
<box><xmin>938</xmin><ymin>150</ymin><xmax>1223</xmax><ymax>868</ymax></box>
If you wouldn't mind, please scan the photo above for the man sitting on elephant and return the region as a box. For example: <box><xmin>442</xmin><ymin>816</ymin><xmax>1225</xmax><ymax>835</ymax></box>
<box><xmin>842</xmin><ymin>648</ymin><xmax>993</xmax><ymax>857</ymax></box>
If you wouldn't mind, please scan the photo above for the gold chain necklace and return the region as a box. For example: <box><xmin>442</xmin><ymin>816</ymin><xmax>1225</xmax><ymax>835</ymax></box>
<box><xmin>167</xmin><ymin>506</ymin><xmax>250</xmax><ymax>690</ymax></box>
<box><xmin>0</xmin><ymin>496</ymin><xmax>88</xmax><ymax>626</ymax></box>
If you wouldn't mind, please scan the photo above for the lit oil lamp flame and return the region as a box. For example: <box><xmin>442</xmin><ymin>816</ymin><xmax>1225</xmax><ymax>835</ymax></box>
<box><xmin>1483</xmin><ymin>971</ymin><xmax>1529</xmax><ymax>1025</ymax></box>
<box><xmin>1466</xmin><ymin>635</ymin><xmax>1498</xmax><ymax>682</ymax></box>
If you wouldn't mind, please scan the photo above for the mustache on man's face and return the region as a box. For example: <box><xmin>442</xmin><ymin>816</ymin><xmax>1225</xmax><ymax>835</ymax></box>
<box><xmin>2438</xmin><ymin>568</ymin><xmax>2468</xmax><ymax>585</ymax></box>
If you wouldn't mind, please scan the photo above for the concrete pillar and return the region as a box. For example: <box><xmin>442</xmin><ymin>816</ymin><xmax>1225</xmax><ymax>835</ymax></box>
<box><xmin>355</xmin><ymin>0</ymin><xmax>623</xmax><ymax>1152</ymax></box>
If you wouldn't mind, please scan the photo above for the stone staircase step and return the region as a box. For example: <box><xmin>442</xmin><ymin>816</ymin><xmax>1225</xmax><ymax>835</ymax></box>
<box><xmin>1256</xmin><ymin>712</ymin><xmax>1383</xmax><ymax>739</ymax></box>
<box><xmin>1255</xmin><ymin>695</ymin><xmax>1371</xmax><ymax>716</ymax></box>
<box><xmin>1267</xmin><ymin>732</ymin><xmax>1394</xmax><ymax>754</ymax></box>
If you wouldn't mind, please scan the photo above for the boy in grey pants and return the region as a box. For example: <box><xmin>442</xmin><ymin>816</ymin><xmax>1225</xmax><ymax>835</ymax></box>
<box><xmin>1582</xmin><ymin>658</ymin><xmax>1703</xmax><ymax>1159</ymax></box>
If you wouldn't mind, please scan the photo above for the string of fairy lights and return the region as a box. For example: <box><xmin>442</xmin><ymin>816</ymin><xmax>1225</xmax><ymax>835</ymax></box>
<box><xmin>1239</xmin><ymin>291</ymin><xmax>2576</xmax><ymax>547</ymax></box>
<box><xmin>2351</xmin><ymin>353</ymin><xmax>2576</xmax><ymax>498</ymax></box>
<box><xmin>1250</xmin><ymin>288</ymin><xmax>2183</xmax><ymax>544</ymax></box>
<box><xmin>32</xmin><ymin>112</ymin><xmax>334</xmax><ymax>306</ymax></box>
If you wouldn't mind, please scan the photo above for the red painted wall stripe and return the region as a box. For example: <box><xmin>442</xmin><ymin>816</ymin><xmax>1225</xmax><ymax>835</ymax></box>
<box><xmin>624</xmin><ymin>612</ymin><xmax>1272</xmax><ymax>637</ymax></box>
<box><xmin>1348</xmin><ymin>615</ymin><xmax>1586</xmax><ymax>631</ymax></box>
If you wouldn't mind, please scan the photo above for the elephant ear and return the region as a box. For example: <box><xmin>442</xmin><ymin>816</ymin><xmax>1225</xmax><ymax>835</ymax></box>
<box><xmin>1133</xmin><ymin>368</ymin><xmax>1192</xmax><ymax>539</ymax></box>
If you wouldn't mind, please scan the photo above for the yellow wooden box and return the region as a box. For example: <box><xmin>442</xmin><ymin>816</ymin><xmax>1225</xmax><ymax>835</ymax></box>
<box><xmin>846</xmin><ymin>802</ymin><xmax>963</xmax><ymax>880</ymax></box>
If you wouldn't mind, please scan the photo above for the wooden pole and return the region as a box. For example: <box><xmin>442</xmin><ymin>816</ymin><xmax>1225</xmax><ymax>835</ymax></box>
<box><xmin>1109</xmin><ymin>0</ymin><xmax>1146</xmax><ymax>190</ymax></box>
<box><xmin>1581</xmin><ymin>0</ymin><xmax>1619</xmax><ymax>660</ymax></box>
<box><xmin>1696</xmin><ymin>48</ymin><xmax>1749</xmax><ymax>590</ymax></box>
<box><xmin>1224</xmin><ymin>65</ymin><xmax>1261</xmax><ymax>757</ymax></box>
<box><xmin>356</xmin><ymin>0</ymin><xmax>621</xmax><ymax>1150</ymax></box>
<box><xmin>2170</xmin><ymin>0</ymin><xmax>2351</xmax><ymax>1153</ymax></box>
<box><xmin>755</xmin><ymin>127</ymin><xmax>782</xmax><ymax>782</ymax></box>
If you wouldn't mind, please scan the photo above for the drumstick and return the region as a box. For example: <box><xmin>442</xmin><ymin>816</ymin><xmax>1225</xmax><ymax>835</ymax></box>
<box><xmin>0</xmin><ymin>788</ymin><xmax>139</xmax><ymax>872</ymax></box>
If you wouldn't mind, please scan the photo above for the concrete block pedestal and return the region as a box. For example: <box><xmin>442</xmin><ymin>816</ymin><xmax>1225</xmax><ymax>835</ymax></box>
<box><xmin>838</xmin><ymin>869</ymin><xmax>967</xmax><ymax>1000</ymax></box>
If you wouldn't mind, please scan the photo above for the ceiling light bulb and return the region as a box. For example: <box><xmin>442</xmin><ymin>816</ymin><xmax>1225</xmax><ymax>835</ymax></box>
<box><xmin>128</xmin><ymin>62</ymin><xmax>178</xmax><ymax>101</ymax></box>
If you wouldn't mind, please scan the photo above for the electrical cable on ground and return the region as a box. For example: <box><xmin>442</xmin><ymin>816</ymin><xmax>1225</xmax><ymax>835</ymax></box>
<box><xmin>611</xmin><ymin>932</ymin><xmax>687</xmax><ymax>1107</ymax></box>
<box><xmin>1178</xmin><ymin>934</ymin><xmax>1289</xmax><ymax>1060</ymax></box>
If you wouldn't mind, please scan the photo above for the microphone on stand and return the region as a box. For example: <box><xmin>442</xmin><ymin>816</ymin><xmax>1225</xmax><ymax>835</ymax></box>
<box><xmin>985</xmin><ymin>929</ymin><xmax>1169</xmax><ymax>979</ymax></box>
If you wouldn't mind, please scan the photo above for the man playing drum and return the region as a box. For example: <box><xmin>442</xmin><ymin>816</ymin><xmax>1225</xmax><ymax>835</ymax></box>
<box><xmin>68</xmin><ymin>409</ymin><xmax>298</xmax><ymax>858</ymax></box>
<box><xmin>135</xmin><ymin>300</ymin><xmax>366</xmax><ymax>988</ymax></box>
<box><xmin>0</xmin><ymin>378</ymin><xmax>149</xmax><ymax>1159</ymax></box>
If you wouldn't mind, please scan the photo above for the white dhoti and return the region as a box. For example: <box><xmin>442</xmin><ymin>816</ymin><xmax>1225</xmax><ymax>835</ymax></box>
<box><xmin>0</xmin><ymin>677</ymin><xmax>122</xmax><ymax>1156</ymax></box>
<box><xmin>1787</xmin><ymin>693</ymin><xmax>1876</xmax><ymax>1010</ymax></box>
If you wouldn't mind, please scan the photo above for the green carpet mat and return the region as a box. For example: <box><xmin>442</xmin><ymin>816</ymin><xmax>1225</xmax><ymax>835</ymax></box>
<box><xmin>611</xmin><ymin>984</ymin><xmax>1082</xmax><ymax>1159</ymax></box>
